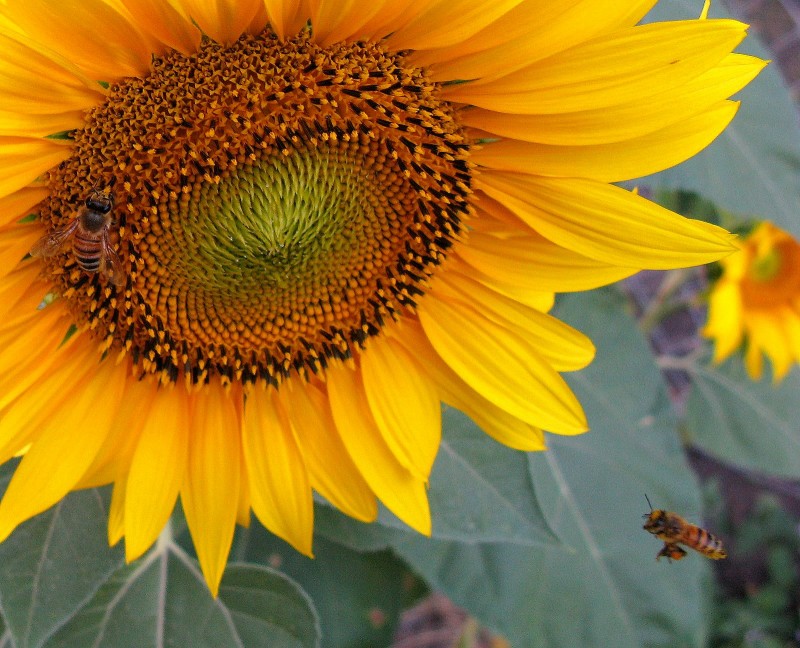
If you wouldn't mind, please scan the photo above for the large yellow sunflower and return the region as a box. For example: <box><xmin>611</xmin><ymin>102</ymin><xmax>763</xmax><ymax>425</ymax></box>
<box><xmin>0</xmin><ymin>0</ymin><xmax>763</xmax><ymax>594</ymax></box>
<box><xmin>704</xmin><ymin>221</ymin><xmax>800</xmax><ymax>381</ymax></box>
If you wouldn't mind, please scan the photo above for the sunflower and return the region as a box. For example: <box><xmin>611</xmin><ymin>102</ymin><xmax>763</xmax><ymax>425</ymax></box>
<box><xmin>704</xmin><ymin>221</ymin><xmax>800</xmax><ymax>381</ymax></box>
<box><xmin>0</xmin><ymin>0</ymin><xmax>762</xmax><ymax>595</ymax></box>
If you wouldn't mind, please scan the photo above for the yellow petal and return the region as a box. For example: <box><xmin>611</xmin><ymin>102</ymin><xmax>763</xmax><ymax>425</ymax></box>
<box><xmin>181</xmin><ymin>382</ymin><xmax>241</xmax><ymax>597</ymax></box>
<box><xmin>443</xmin><ymin>19</ymin><xmax>747</xmax><ymax>112</ymax></box>
<box><xmin>0</xmin><ymin>329</ymin><xmax>91</xmax><ymax>466</ymax></box>
<box><xmin>280</xmin><ymin>382</ymin><xmax>377</xmax><ymax>522</ymax></box>
<box><xmin>0</xmin><ymin>138</ymin><xmax>70</xmax><ymax>201</ymax></box>
<box><xmin>243</xmin><ymin>386</ymin><xmax>314</xmax><ymax>556</ymax></box>
<box><xmin>455</xmin><ymin>230</ymin><xmax>635</xmax><ymax>292</ymax></box>
<box><xmin>471</xmin><ymin>101</ymin><xmax>739</xmax><ymax>182</ymax></box>
<box><xmin>0</xmin><ymin>0</ymin><xmax>158</xmax><ymax>79</ymax></box>
<box><xmin>125</xmin><ymin>385</ymin><xmax>189</xmax><ymax>562</ymax></box>
<box><xmin>0</xmin><ymin>304</ymin><xmax>73</xmax><ymax>413</ymax></box>
<box><xmin>75</xmin><ymin>373</ymin><xmax>154</xmax><ymax>489</ymax></box>
<box><xmin>437</xmin><ymin>270</ymin><xmax>595</xmax><ymax>371</ymax></box>
<box><xmin>349</xmin><ymin>0</ymin><xmax>435</xmax><ymax>41</ymax></box>
<box><xmin>460</xmin><ymin>53</ymin><xmax>765</xmax><ymax>144</ymax></box>
<box><xmin>386</xmin><ymin>0</ymin><xmax>526</xmax><ymax>51</ymax></box>
<box><xmin>0</xmin><ymin>187</ymin><xmax>48</xmax><ymax>226</ymax></box>
<box><xmin>264</xmin><ymin>0</ymin><xmax>308</xmax><ymax>39</ymax></box>
<box><xmin>108</xmin><ymin>474</ymin><xmax>127</xmax><ymax>546</ymax></box>
<box><xmin>0</xmin><ymin>30</ymin><xmax>103</xmax><ymax>113</ymax></box>
<box><xmin>477</xmin><ymin>174</ymin><xmax>737</xmax><ymax>268</ymax></box>
<box><xmin>414</xmin><ymin>0</ymin><xmax>656</xmax><ymax>82</ymax></box>
<box><xmin>327</xmin><ymin>362</ymin><xmax>431</xmax><ymax>535</ymax></box>
<box><xmin>176</xmin><ymin>0</ymin><xmax>266</xmax><ymax>44</ymax></box>
<box><xmin>395</xmin><ymin>318</ymin><xmax>546</xmax><ymax>451</ymax></box>
<box><xmin>0</xmin><ymin>358</ymin><xmax>127</xmax><ymax>542</ymax></box>
<box><xmin>118</xmin><ymin>0</ymin><xmax>201</xmax><ymax>55</ymax></box>
<box><xmin>361</xmin><ymin>334</ymin><xmax>441</xmax><ymax>479</ymax></box>
<box><xmin>418</xmin><ymin>295</ymin><xmax>587</xmax><ymax>434</ymax></box>
<box><xmin>703</xmin><ymin>280</ymin><xmax>743</xmax><ymax>363</ymax></box>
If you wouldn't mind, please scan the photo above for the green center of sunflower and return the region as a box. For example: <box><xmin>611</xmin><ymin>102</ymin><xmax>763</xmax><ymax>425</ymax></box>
<box><xmin>749</xmin><ymin>248</ymin><xmax>782</xmax><ymax>283</ymax></box>
<box><xmin>37</xmin><ymin>30</ymin><xmax>471</xmax><ymax>387</ymax></box>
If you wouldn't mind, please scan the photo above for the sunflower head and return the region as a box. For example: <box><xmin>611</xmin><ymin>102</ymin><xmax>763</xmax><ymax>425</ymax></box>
<box><xmin>704</xmin><ymin>221</ymin><xmax>800</xmax><ymax>381</ymax></box>
<box><xmin>0</xmin><ymin>0</ymin><xmax>763</xmax><ymax>596</ymax></box>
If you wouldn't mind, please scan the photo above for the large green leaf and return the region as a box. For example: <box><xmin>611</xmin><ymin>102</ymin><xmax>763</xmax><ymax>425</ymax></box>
<box><xmin>232</xmin><ymin>524</ymin><xmax>423</xmax><ymax>648</ymax></box>
<box><xmin>685</xmin><ymin>356</ymin><xmax>800</xmax><ymax>478</ymax></box>
<box><xmin>637</xmin><ymin>1</ymin><xmax>800</xmax><ymax>238</ymax></box>
<box><xmin>0</xmin><ymin>469</ymin><xmax>124</xmax><ymax>648</ymax></box>
<box><xmin>0</xmin><ymin>475</ymin><xmax>319</xmax><ymax>648</ymax></box>
<box><xmin>317</xmin><ymin>289</ymin><xmax>712</xmax><ymax>648</ymax></box>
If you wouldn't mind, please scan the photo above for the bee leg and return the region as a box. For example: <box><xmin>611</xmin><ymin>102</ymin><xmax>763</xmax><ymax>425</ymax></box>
<box><xmin>656</xmin><ymin>543</ymin><xmax>687</xmax><ymax>562</ymax></box>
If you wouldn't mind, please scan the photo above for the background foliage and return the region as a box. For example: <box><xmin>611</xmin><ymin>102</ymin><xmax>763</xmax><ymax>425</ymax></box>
<box><xmin>2</xmin><ymin>2</ymin><xmax>799</xmax><ymax>647</ymax></box>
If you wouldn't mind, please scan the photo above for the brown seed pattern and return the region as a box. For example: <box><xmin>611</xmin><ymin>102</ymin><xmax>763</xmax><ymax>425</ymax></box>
<box><xmin>37</xmin><ymin>30</ymin><xmax>473</xmax><ymax>388</ymax></box>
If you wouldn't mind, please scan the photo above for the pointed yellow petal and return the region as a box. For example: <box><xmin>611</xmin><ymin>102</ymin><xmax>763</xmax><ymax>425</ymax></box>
<box><xmin>444</xmin><ymin>19</ymin><xmax>747</xmax><ymax>112</ymax></box>
<box><xmin>414</xmin><ymin>0</ymin><xmax>656</xmax><ymax>82</ymax></box>
<box><xmin>361</xmin><ymin>334</ymin><xmax>441</xmax><ymax>479</ymax></box>
<box><xmin>703</xmin><ymin>281</ymin><xmax>744</xmax><ymax>363</ymax></box>
<box><xmin>455</xmin><ymin>230</ymin><xmax>635</xmax><ymax>293</ymax></box>
<box><xmin>460</xmin><ymin>54</ymin><xmax>765</xmax><ymax>144</ymax></box>
<box><xmin>0</xmin><ymin>358</ymin><xmax>127</xmax><ymax>542</ymax></box>
<box><xmin>418</xmin><ymin>295</ymin><xmax>587</xmax><ymax>435</ymax></box>
<box><xmin>386</xmin><ymin>0</ymin><xmax>526</xmax><ymax>51</ymax></box>
<box><xmin>477</xmin><ymin>174</ymin><xmax>737</xmax><ymax>268</ymax></box>
<box><xmin>280</xmin><ymin>382</ymin><xmax>377</xmax><ymax>522</ymax></box>
<box><xmin>395</xmin><ymin>319</ymin><xmax>546</xmax><ymax>451</ymax></box>
<box><xmin>327</xmin><ymin>362</ymin><xmax>431</xmax><ymax>535</ymax></box>
<box><xmin>472</xmin><ymin>101</ymin><xmax>739</xmax><ymax>182</ymax></box>
<box><xmin>125</xmin><ymin>385</ymin><xmax>189</xmax><ymax>562</ymax></box>
<box><xmin>181</xmin><ymin>382</ymin><xmax>241</xmax><ymax>597</ymax></box>
<box><xmin>243</xmin><ymin>387</ymin><xmax>314</xmax><ymax>556</ymax></box>
<box><xmin>108</xmin><ymin>475</ymin><xmax>127</xmax><ymax>546</ymax></box>
<box><xmin>437</xmin><ymin>270</ymin><xmax>595</xmax><ymax>371</ymax></box>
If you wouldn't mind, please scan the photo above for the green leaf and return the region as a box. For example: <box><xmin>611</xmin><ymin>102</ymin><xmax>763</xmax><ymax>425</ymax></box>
<box><xmin>637</xmin><ymin>1</ymin><xmax>800</xmax><ymax>238</ymax></box>
<box><xmin>0</xmin><ymin>472</ymin><xmax>319</xmax><ymax>648</ymax></box>
<box><xmin>233</xmin><ymin>524</ymin><xmax>423</xmax><ymax>648</ymax></box>
<box><xmin>684</xmin><ymin>356</ymin><xmax>800</xmax><ymax>478</ymax></box>
<box><xmin>320</xmin><ymin>289</ymin><xmax>710</xmax><ymax>648</ymax></box>
<box><xmin>41</xmin><ymin>552</ymin><xmax>319</xmax><ymax>648</ymax></box>
<box><xmin>0</xmin><ymin>479</ymin><xmax>125</xmax><ymax>648</ymax></box>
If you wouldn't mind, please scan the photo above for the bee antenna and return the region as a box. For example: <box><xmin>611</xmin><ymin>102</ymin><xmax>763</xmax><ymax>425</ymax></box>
<box><xmin>644</xmin><ymin>493</ymin><xmax>653</xmax><ymax>511</ymax></box>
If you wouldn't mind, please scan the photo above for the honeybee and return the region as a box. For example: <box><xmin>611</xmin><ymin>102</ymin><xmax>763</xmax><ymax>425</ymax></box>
<box><xmin>642</xmin><ymin>495</ymin><xmax>727</xmax><ymax>561</ymax></box>
<box><xmin>31</xmin><ymin>188</ymin><xmax>125</xmax><ymax>286</ymax></box>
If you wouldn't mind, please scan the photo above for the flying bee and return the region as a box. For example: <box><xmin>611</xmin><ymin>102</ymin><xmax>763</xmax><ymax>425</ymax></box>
<box><xmin>31</xmin><ymin>188</ymin><xmax>125</xmax><ymax>287</ymax></box>
<box><xmin>642</xmin><ymin>495</ymin><xmax>727</xmax><ymax>561</ymax></box>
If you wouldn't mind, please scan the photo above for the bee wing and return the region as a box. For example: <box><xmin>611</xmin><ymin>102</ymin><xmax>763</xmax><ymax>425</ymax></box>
<box><xmin>100</xmin><ymin>230</ymin><xmax>126</xmax><ymax>287</ymax></box>
<box><xmin>30</xmin><ymin>219</ymin><xmax>80</xmax><ymax>258</ymax></box>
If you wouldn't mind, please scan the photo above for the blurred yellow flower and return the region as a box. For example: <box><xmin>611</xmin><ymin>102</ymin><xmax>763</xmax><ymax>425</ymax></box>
<box><xmin>705</xmin><ymin>221</ymin><xmax>800</xmax><ymax>381</ymax></box>
<box><xmin>0</xmin><ymin>0</ymin><xmax>761</xmax><ymax>594</ymax></box>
